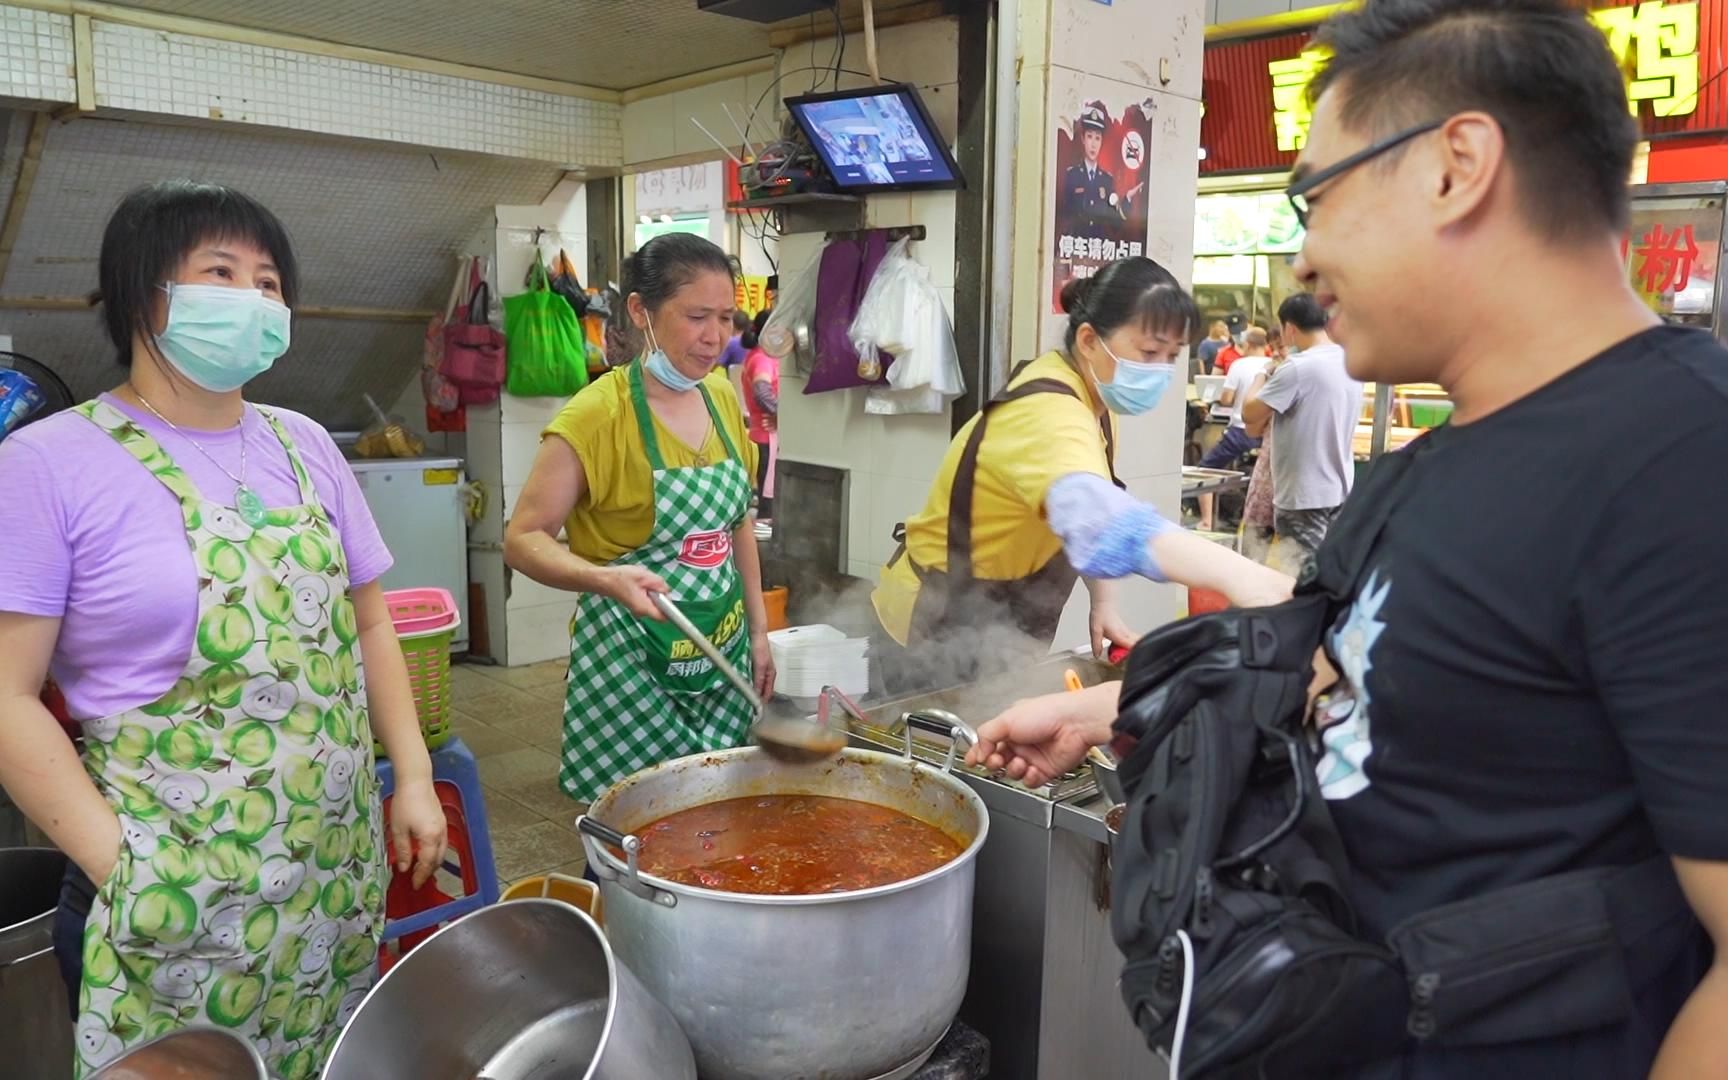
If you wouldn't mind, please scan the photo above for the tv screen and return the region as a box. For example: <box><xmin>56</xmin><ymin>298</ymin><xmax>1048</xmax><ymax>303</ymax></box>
<box><xmin>785</xmin><ymin>84</ymin><xmax>963</xmax><ymax>194</ymax></box>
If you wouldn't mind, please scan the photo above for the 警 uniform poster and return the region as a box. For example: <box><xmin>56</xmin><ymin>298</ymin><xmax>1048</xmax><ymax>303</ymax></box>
<box><xmin>1051</xmin><ymin>97</ymin><xmax>1156</xmax><ymax>312</ymax></box>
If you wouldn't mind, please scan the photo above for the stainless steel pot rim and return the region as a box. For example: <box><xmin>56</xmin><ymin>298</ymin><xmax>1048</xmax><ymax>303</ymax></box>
<box><xmin>584</xmin><ymin>746</ymin><xmax>991</xmax><ymax>908</ymax></box>
<box><xmin>325</xmin><ymin>899</ymin><xmax>622</xmax><ymax>1077</ymax></box>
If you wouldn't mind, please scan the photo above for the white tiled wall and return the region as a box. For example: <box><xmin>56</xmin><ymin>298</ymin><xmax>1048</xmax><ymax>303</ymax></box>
<box><xmin>486</xmin><ymin>181</ymin><xmax>592</xmax><ymax>666</ymax></box>
<box><xmin>89</xmin><ymin>20</ymin><xmax>621</xmax><ymax>168</ymax></box>
<box><xmin>0</xmin><ymin>4</ymin><xmax>75</xmax><ymax>103</ymax></box>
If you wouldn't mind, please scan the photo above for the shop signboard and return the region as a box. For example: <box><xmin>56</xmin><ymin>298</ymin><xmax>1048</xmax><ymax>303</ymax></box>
<box><xmin>1202</xmin><ymin>0</ymin><xmax>1725</xmax><ymax>174</ymax></box>
<box><xmin>1621</xmin><ymin>193</ymin><xmax>1724</xmax><ymax>324</ymax></box>
<box><xmin>1050</xmin><ymin>96</ymin><xmax>1156</xmax><ymax>312</ymax></box>
<box><xmin>1194</xmin><ymin>191</ymin><xmax>1305</xmax><ymax>256</ymax></box>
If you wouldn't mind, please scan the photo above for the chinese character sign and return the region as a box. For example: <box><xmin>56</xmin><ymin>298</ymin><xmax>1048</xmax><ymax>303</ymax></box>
<box><xmin>1051</xmin><ymin>97</ymin><xmax>1155</xmax><ymax>313</ymax></box>
<box><xmin>1591</xmin><ymin>1</ymin><xmax>1700</xmax><ymax>118</ymax></box>
<box><xmin>1265</xmin><ymin>1</ymin><xmax>1702</xmax><ymax>150</ymax></box>
<box><xmin>1268</xmin><ymin>48</ymin><xmax>1329</xmax><ymax>153</ymax></box>
<box><xmin>734</xmin><ymin>275</ymin><xmax>770</xmax><ymax>316</ymax></box>
<box><xmin>1620</xmin><ymin>202</ymin><xmax>1721</xmax><ymax>320</ymax></box>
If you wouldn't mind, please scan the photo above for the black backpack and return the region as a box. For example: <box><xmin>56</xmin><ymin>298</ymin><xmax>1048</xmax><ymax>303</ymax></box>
<box><xmin>1107</xmin><ymin>537</ymin><xmax>1409</xmax><ymax>1078</ymax></box>
<box><xmin>1108</xmin><ymin>447</ymin><xmax>1692</xmax><ymax>1078</ymax></box>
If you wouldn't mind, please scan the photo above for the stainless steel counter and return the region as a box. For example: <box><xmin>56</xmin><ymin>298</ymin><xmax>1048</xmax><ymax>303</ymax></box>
<box><xmin>843</xmin><ymin>656</ymin><xmax>1166</xmax><ymax>1080</ymax></box>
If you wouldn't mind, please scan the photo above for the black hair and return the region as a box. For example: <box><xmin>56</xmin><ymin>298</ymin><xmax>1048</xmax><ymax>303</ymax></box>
<box><xmin>742</xmin><ymin>307</ymin><xmax>771</xmax><ymax>351</ymax></box>
<box><xmin>100</xmin><ymin>180</ymin><xmax>300</xmax><ymax>367</ymax></box>
<box><xmin>620</xmin><ymin>232</ymin><xmax>735</xmax><ymax>313</ymax></box>
<box><xmin>732</xmin><ymin>310</ymin><xmax>753</xmax><ymax>333</ymax></box>
<box><xmin>1310</xmin><ymin>0</ymin><xmax>1637</xmax><ymax>239</ymax></box>
<box><xmin>1279</xmin><ymin>292</ymin><xmax>1329</xmax><ymax>333</ymax></box>
<box><xmin>1059</xmin><ymin>256</ymin><xmax>1200</xmax><ymax>353</ymax></box>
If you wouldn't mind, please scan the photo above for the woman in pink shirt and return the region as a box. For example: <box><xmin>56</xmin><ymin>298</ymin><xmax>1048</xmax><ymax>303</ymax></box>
<box><xmin>741</xmin><ymin>309</ymin><xmax>779</xmax><ymax>519</ymax></box>
<box><xmin>0</xmin><ymin>181</ymin><xmax>446</xmax><ymax>1078</ymax></box>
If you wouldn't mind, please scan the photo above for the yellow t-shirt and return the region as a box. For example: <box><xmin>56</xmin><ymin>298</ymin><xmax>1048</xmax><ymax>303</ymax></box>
<box><xmin>871</xmin><ymin>351</ymin><xmax>1115</xmax><ymax>644</ymax></box>
<box><xmin>542</xmin><ymin>367</ymin><xmax>759</xmax><ymax>564</ymax></box>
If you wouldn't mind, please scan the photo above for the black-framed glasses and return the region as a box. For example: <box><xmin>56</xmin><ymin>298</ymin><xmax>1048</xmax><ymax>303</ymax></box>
<box><xmin>1286</xmin><ymin>120</ymin><xmax>1444</xmax><ymax>227</ymax></box>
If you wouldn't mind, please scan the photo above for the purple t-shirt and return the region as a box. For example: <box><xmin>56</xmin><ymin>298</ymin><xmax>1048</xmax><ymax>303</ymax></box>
<box><xmin>0</xmin><ymin>394</ymin><xmax>392</xmax><ymax>720</ymax></box>
<box><xmin>719</xmin><ymin>335</ymin><xmax>748</xmax><ymax>370</ymax></box>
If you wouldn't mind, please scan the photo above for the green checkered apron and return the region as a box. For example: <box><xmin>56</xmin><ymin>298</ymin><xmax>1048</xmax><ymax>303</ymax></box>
<box><xmin>559</xmin><ymin>362</ymin><xmax>756</xmax><ymax>802</ymax></box>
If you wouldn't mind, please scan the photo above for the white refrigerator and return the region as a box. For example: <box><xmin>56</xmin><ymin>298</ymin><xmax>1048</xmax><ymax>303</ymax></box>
<box><xmin>349</xmin><ymin>457</ymin><xmax>470</xmax><ymax>651</ymax></box>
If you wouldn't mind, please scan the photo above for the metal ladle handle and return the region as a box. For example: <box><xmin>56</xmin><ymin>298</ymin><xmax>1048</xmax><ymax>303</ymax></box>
<box><xmin>651</xmin><ymin>592</ymin><xmax>763</xmax><ymax>713</ymax></box>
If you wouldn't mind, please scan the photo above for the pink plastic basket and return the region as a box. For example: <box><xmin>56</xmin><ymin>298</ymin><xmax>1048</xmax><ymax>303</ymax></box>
<box><xmin>381</xmin><ymin>588</ymin><xmax>461</xmax><ymax>754</ymax></box>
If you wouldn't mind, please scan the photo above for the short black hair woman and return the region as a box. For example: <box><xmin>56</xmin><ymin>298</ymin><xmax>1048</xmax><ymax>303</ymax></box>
<box><xmin>505</xmin><ymin>233</ymin><xmax>773</xmax><ymax>805</ymax></box>
<box><xmin>871</xmin><ymin>255</ymin><xmax>1292</xmax><ymax>694</ymax></box>
<box><xmin>0</xmin><ymin>180</ymin><xmax>448</xmax><ymax>1079</ymax></box>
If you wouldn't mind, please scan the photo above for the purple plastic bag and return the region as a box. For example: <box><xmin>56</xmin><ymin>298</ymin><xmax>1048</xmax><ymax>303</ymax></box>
<box><xmin>805</xmin><ymin>230</ymin><xmax>896</xmax><ymax>394</ymax></box>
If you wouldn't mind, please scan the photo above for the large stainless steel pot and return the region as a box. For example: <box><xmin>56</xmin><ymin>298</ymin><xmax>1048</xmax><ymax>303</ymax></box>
<box><xmin>578</xmin><ymin>713</ymin><xmax>989</xmax><ymax>1080</ymax></box>
<box><xmin>323</xmin><ymin>898</ymin><xmax>695</xmax><ymax>1080</ymax></box>
<box><xmin>88</xmin><ymin>1027</ymin><xmax>266</xmax><ymax>1080</ymax></box>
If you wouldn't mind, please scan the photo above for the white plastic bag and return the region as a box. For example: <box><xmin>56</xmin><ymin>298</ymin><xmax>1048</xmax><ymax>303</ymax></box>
<box><xmin>761</xmin><ymin>253</ymin><xmax>820</xmax><ymax>372</ymax></box>
<box><xmin>850</xmin><ymin>239</ymin><xmax>964</xmax><ymax>415</ymax></box>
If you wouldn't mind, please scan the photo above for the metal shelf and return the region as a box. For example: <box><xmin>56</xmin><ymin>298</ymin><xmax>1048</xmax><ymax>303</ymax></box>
<box><xmin>729</xmin><ymin>192</ymin><xmax>865</xmax><ymax>234</ymax></box>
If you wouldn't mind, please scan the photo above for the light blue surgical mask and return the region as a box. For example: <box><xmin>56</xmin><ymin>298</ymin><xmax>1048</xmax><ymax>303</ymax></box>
<box><xmin>155</xmin><ymin>283</ymin><xmax>291</xmax><ymax>393</ymax></box>
<box><xmin>642</xmin><ymin>321</ymin><xmax>704</xmax><ymax>393</ymax></box>
<box><xmin>1095</xmin><ymin>341</ymin><xmax>1174</xmax><ymax>416</ymax></box>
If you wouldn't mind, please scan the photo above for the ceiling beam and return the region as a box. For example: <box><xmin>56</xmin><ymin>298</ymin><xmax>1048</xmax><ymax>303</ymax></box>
<box><xmin>0</xmin><ymin>112</ymin><xmax>53</xmax><ymax>295</ymax></box>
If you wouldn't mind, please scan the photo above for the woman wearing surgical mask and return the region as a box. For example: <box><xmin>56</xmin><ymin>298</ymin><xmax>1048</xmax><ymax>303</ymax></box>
<box><xmin>871</xmin><ymin>256</ymin><xmax>1290</xmax><ymax>695</ymax></box>
<box><xmin>0</xmin><ymin>181</ymin><xmax>447</xmax><ymax>1078</ymax></box>
<box><xmin>505</xmin><ymin>233</ymin><xmax>771</xmax><ymax>809</ymax></box>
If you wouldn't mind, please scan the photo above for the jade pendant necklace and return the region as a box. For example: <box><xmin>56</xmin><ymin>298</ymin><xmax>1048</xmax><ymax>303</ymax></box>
<box><xmin>131</xmin><ymin>390</ymin><xmax>269</xmax><ymax>527</ymax></box>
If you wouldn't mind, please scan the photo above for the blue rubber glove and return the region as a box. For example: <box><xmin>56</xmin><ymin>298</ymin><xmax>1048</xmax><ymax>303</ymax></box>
<box><xmin>1045</xmin><ymin>472</ymin><xmax>1174</xmax><ymax>582</ymax></box>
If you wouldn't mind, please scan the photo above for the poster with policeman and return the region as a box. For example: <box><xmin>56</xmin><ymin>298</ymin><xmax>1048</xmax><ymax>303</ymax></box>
<box><xmin>1051</xmin><ymin>98</ymin><xmax>1155</xmax><ymax>312</ymax></box>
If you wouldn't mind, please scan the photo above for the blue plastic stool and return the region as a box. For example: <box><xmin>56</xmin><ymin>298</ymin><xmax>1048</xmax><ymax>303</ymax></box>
<box><xmin>374</xmin><ymin>736</ymin><xmax>501</xmax><ymax>942</ymax></box>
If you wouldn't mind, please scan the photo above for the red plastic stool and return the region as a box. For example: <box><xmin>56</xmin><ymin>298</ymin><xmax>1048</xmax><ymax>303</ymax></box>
<box><xmin>376</xmin><ymin>781</ymin><xmax>487</xmax><ymax>974</ymax></box>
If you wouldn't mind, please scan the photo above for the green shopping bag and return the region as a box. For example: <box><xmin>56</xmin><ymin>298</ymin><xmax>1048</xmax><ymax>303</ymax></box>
<box><xmin>503</xmin><ymin>252</ymin><xmax>590</xmax><ymax>397</ymax></box>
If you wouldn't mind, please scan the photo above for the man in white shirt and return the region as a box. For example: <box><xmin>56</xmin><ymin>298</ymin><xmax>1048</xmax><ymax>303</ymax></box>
<box><xmin>1197</xmin><ymin>327</ymin><xmax>1271</xmax><ymax>530</ymax></box>
<box><xmin>1243</xmin><ymin>293</ymin><xmax>1362</xmax><ymax>563</ymax></box>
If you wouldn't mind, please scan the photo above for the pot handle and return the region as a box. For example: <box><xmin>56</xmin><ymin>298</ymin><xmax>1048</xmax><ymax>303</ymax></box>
<box><xmin>900</xmin><ymin>709</ymin><xmax>980</xmax><ymax>775</ymax></box>
<box><xmin>577</xmin><ymin>814</ymin><xmax>677</xmax><ymax>909</ymax></box>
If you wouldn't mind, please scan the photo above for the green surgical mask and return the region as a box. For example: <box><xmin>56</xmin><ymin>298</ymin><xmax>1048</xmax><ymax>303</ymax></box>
<box><xmin>155</xmin><ymin>284</ymin><xmax>292</xmax><ymax>392</ymax></box>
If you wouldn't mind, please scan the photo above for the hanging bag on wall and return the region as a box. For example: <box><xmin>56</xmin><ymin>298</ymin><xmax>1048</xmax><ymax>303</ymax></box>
<box><xmin>422</xmin><ymin>256</ymin><xmax>469</xmax><ymax>430</ymax></box>
<box><xmin>549</xmin><ymin>248</ymin><xmax>590</xmax><ymax>318</ymax></box>
<box><xmin>441</xmin><ymin>258</ymin><xmax>506</xmax><ymax>405</ymax></box>
<box><xmin>503</xmin><ymin>251</ymin><xmax>590</xmax><ymax>398</ymax></box>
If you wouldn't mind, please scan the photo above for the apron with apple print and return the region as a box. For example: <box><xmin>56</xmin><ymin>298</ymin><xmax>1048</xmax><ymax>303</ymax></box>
<box><xmin>69</xmin><ymin>400</ymin><xmax>388</xmax><ymax>1080</ymax></box>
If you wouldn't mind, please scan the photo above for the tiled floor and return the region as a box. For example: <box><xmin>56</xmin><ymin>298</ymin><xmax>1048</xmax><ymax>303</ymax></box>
<box><xmin>442</xmin><ymin>658</ymin><xmax>589</xmax><ymax>891</ymax></box>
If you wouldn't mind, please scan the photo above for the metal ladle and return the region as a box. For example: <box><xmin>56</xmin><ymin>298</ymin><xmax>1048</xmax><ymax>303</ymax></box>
<box><xmin>650</xmin><ymin>593</ymin><xmax>848</xmax><ymax>763</ymax></box>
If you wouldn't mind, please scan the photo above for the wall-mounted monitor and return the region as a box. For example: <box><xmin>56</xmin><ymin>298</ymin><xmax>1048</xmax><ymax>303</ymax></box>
<box><xmin>784</xmin><ymin>83</ymin><xmax>964</xmax><ymax>194</ymax></box>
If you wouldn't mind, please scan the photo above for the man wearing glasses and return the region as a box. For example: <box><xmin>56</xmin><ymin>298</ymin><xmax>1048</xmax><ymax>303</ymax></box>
<box><xmin>965</xmin><ymin>0</ymin><xmax>1728</xmax><ymax>1074</ymax></box>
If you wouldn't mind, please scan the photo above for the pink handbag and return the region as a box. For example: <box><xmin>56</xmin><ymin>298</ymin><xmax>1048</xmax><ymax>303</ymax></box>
<box><xmin>441</xmin><ymin>261</ymin><xmax>505</xmax><ymax>405</ymax></box>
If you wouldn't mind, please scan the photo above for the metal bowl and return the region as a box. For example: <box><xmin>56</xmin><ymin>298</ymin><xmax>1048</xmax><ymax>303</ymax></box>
<box><xmin>324</xmin><ymin>899</ymin><xmax>694</xmax><ymax>1080</ymax></box>
<box><xmin>88</xmin><ymin>1027</ymin><xmax>266</xmax><ymax>1080</ymax></box>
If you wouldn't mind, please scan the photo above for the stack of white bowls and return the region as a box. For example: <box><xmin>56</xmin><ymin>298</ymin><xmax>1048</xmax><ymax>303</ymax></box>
<box><xmin>768</xmin><ymin>624</ymin><xmax>870</xmax><ymax>699</ymax></box>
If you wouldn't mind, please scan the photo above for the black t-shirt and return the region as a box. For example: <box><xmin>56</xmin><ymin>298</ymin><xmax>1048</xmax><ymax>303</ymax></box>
<box><xmin>1318</xmin><ymin>326</ymin><xmax>1727</xmax><ymax>1078</ymax></box>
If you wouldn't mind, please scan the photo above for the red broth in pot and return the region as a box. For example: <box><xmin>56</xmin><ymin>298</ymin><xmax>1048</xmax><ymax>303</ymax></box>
<box><xmin>633</xmin><ymin>794</ymin><xmax>965</xmax><ymax>895</ymax></box>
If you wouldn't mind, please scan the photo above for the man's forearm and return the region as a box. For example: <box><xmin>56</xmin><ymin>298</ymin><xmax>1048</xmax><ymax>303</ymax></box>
<box><xmin>1652</xmin><ymin>962</ymin><xmax>1728</xmax><ymax>1078</ymax></box>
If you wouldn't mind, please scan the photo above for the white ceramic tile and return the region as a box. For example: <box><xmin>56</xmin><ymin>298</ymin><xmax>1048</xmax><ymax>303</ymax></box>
<box><xmin>1049</xmin><ymin>0</ymin><xmax>1206</xmax><ymax>103</ymax></box>
<box><xmin>844</xmin><ymin>469</ymin><xmax>875</xmax><ymax>572</ymax></box>
<box><xmin>506</xmin><ymin>571</ymin><xmax>576</xmax><ymax>611</ymax></box>
<box><xmin>868</xmin><ymin>410</ymin><xmax>955</xmax><ymax>482</ymax></box>
<box><xmin>0</xmin><ymin>5</ymin><xmax>75</xmax><ymax>103</ymax></box>
<box><xmin>867</xmin><ymin>475</ymin><xmax>936</xmax><ymax>569</ymax></box>
<box><xmin>90</xmin><ymin>20</ymin><xmax>621</xmax><ymax>167</ymax></box>
<box><xmin>506</xmin><ymin>600</ymin><xmax>580</xmax><ymax>666</ymax></box>
<box><xmin>908</xmin><ymin>193</ymin><xmax>959</xmax><ymax>290</ymax></box>
<box><xmin>848</xmin><ymin>560</ymin><xmax>881</xmax><ymax>584</ymax></box>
